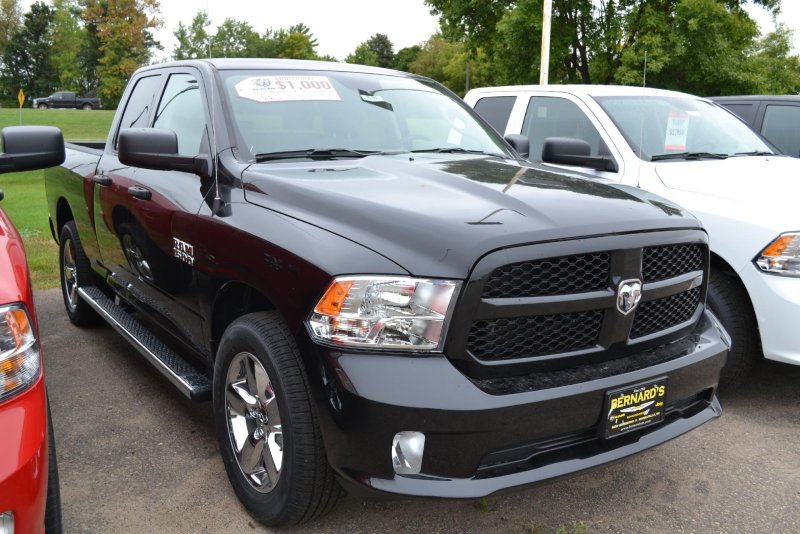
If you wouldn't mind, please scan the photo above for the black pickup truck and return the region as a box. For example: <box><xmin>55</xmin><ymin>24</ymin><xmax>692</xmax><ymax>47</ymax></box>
<box><xmin>32</xmin><ymin>91</ymin><xmax>101</xmax><ymax>110</ymax></box>
<box><xmin>44</xmin><ymin>59</ymin><xmax>728</xmax><ymax>527</ymax></box>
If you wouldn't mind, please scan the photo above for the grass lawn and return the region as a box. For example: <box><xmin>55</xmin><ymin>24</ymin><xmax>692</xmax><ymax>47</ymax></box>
<box><xmin>0</xmin><ymin>107</ymin><xmax>114</xmax><ymax>140</ymax></box>
<box><xmin>0</xmin><ymin>107</ymin><xmax>114</xmax><ymax>289</ymax></box>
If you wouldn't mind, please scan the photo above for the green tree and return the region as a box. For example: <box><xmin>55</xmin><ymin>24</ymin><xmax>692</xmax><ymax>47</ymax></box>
<box><xmin>1</xmin><ymin>1</ymin><xmax>58</xmax><ymax>100</ymax></box>
<box><xmin>425</xmin><ymin>0</ymin><xmax>793</xmax><ymax>94</ymax></box>
<box><xmin>51</xmin><ymin>0</ymin><xmax>88</xmax><ymax>92</ymax></box>
<box><xmin>409</xmin><ymin>34</ymin><xmax>492</xmax><ymax>95</ymax></box>
<box><xmin>393</xmin><ymin>45</ymin><xmax>421</xmax><ymax>71</ymax></box>
<box><xmin>345</xmin><ymin>42</ymin><xmax>378</xmax><ymax>66</ymax></box>
<box><xmin>346</xmin><ymin>33</ymin><xmax>395</xmax><ymax>68</ymax></box>
<box><xmin>173</xmin><ymin>11</ymin><xmax>210</xmax><ymax>59</ymax></box>
<box><xmin>83</xmin><ymin>0</ymin><xmax>162</xmax><ymax>108</ymax></box>
<box><xmin>746</xmin><ymin>24</ymin><xmax>800</xmax><ymax>94</ymax></box>
<box><xmin>0</xmin><ymin>0</ymin><xmax>22</xmax><ymax>51</ymax></box>
<box><xmin>367</xmin><ymin>33</ymin><xmax>394</xmax><ymax>68</ymax></box>
<box><xmin>211</xmin><ymin>18</ymin><xmax>260</xmax><ymax>57</ymax></box>
<box><xmin>276</xmin><ymin>31</ymin><xmax>317</xmax><ymax>59</ymax></box>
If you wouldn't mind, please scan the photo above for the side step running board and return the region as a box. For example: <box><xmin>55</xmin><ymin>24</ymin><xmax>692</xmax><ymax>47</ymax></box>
<box><xmin>77</xmin><ymin>286</ymin><xmax>212</xmax><ymax>402</ymax></box>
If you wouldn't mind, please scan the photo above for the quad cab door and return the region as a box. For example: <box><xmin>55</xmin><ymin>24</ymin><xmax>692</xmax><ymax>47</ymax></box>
<box><xmin>92</xmin><ymin>67</ymin><xmax>214</xmax><ymax>355</ymax></box>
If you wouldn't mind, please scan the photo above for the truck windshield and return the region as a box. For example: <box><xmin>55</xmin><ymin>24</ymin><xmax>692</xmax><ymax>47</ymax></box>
<box><xmin>594</xmin><ymin>95</ymin><xmax>775</xmax><ymax>161</ymax></box>
<box><xmin>219</xmin><ymin>69</ymin><xmax>511</xmax><ymax>160</ymax></box>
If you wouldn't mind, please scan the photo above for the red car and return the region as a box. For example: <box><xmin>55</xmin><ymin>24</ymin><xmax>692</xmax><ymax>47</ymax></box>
<box><xmin>0</xmin><ymin>126</ymin><xmax>65</xmax><ymax>534</ymax></box>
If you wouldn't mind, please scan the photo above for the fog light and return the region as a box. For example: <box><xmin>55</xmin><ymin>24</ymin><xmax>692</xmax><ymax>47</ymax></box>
<box><xmin>0</xmin><ymin>511</ymin><xmax>14</xmax><ymax>534</ymax></box>
<box><xmin>392</xmin><ymin>431</ymin><xmax>425</xmax><ymax>475</ymax></box>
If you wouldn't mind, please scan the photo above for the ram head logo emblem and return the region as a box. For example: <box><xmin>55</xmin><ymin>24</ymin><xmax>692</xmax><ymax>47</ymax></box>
<box><xmin>617</xmin><ymin>279</ymin><xmax>642</xmax><ymax>315</ymax></box>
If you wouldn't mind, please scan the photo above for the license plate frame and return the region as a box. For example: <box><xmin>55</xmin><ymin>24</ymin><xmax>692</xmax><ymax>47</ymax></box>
<box><xmin>602</xmin><ymin>377</ymin><xmax>668</xmax><ymax>439</ymax></box>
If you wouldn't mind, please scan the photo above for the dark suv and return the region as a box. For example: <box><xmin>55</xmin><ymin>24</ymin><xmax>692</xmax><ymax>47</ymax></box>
<box><xmin>712</xmin><ymin>95</ymin><xmax>800</xmax><ymax>157</ymax></box>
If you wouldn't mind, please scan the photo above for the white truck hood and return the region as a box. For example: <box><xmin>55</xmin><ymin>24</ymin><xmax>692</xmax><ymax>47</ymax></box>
<box><xmin>653</xmin><ymin>155</ymin><xmax>800</xmax><ymax>269</ymax></box>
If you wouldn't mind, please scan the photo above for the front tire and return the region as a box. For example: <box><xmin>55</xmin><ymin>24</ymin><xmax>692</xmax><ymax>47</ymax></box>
<box><xmin>81</xmin><ymin>103</ymin><xmax>92</xmax><ymax>110</ymax></box>
<box><xmin>707</xmin><ymin>269</ymin><xmax>760</xmax><ymax>387</ymax></box>
<box><xmin>38</xmin><ymin>103</ymin><xmax>48</xmax><ymax>110</ymax></box>
<box><xmin>59</xmin><ymin>221</ymin><xmax>99</xmax><ymax>326</ymax></box>
<box><xmin>213</xmin><ymin>312</ymin><xmax>340</xmax><ymax>527</ymax></box>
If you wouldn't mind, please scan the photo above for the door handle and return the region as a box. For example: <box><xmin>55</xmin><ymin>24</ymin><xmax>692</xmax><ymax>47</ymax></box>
<box><xmin>127</xmin><ymin>186</ymin><xmax>152</xmax><ymax>200</ymax></box>
<box><xmin>93</xmin><ymin>174</ymin><xmax>112</xmax><ymax>186</ymax></box>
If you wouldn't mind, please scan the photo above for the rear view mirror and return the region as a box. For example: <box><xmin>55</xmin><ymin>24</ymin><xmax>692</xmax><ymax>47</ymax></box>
<box><xmin>118</xmin><ymin>128</ymin><xmax>208</xmax><ymax>176</ymax></box>
<box><xmin>504</xmin><ymin>134</ymin><xmax>530</xmax><ymax>158</ymax></box>
<box><xmin>542</xmin><ymin>137</ymin><xmax>618</xmax><ymax>172</ymax></box>
<box><xmin>0</xmin><ymin>126</ymin><xmax>65</xmax><ymax>173</ymax></box>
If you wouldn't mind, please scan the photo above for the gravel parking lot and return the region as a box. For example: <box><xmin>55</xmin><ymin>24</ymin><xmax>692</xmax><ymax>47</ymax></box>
<box><xmin>37</xmin><ymin>288</ymin><xmax>799</xmax><ymax>533</ymax></box>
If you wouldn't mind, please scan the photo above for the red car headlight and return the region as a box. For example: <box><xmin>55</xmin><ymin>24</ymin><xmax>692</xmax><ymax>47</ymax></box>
<box><xmin>0</xmin><ymin>303</ymin><xmax>40</xmax><ymax>402</ymax></box>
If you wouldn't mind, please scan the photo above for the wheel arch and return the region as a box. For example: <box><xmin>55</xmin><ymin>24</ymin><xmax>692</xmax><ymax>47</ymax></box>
<box><xmin>708</xmin><ymin>250</ymin><xmax>756</xmax><ymax>311</ymax></box>
<box><xmin>211</xmin><ymin>281</ymin><xmax>277</xmax><ymax>359</ymax></box>
<box><xmin>55</xmin><ymin>197</ymin><xmax>75</xmax><ymax>240</ymax></box>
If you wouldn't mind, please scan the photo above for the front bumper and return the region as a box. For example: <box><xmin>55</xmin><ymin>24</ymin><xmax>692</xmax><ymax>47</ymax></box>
<box><xmin>0</xmin><ymin>378</ymin><xmax>48</xmax><ymax>534</ymax></box>
<box><xmin>740</xmin><ymin>264</ymin><xmax>800</xmax><ymax>365</ymax></box>
<box><xmin>308</xmin><ymin>312</ymin><xmax>727</xmax><ymax>499</ymax></box>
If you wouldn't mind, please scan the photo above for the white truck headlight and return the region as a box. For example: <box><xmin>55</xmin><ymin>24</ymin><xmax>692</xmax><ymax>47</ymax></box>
<box><xmin>755</xmin><ymin>232</ymin><xmax>800</xmax><ymax>276</ymax></box>
<box><xmin>0</xmin><ymin>304</ymin><xmax>40</xmax><ymax>402</ymax></box>
<box><xmin>307</xmin><ymin>276</ymin><xmax>461</xmax><ymax>351</ymax></box>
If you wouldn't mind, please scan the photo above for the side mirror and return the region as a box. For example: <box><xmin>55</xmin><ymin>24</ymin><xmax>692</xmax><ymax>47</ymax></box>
<box><xmin>504</xmin><ymin>134</ymin><xmax>529</xmax><ymax>158</ymax></box>
<box><xmin>118</xmin><ymin>128</ymin><xmax>208</xmax><ymax>176</ymax></box>
<box><xmin>0</xmin><ymin>126</ymin><xmax>65</xmax><ymax>173</ymax></box>
<box><xmin>542</xmin><ymin>137</ymin><xmax>618</xmax><ymax>172</ymax></box>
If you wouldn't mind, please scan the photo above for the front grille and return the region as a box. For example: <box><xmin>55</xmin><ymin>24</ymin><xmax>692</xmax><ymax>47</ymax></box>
<box><xmin>631</xmin><ymin>287</ymin><xmax>701</xmax><ymax>339</ymax></box>
<box><xmin>642</xmin><ymin>244</ymin><xmax>702</xmax><ymax>282</ymax></box>
<box><xmin>468</xmin><ymin>311</ymin><xmax>603</xmax><ymax>361</ymax></box>
<box><xmin>454</xmin><ymin>233</ymin><xmax>708</xmax><ymax>373</ymax></box>
<box><xmin>482</xmin><ymin>253</ymin><xmax>610</xmax><ymax>298</ymax></box>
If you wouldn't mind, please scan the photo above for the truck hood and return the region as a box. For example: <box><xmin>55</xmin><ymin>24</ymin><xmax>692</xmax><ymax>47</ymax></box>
<box><xmin>655</xmin><ymin>155</ymin><xmax>800</xmax><ymax>204</ymax></box>
<box><xmin>653</xmin><ymin>155</ymin><xmax>800</xmax><ymax>268</ymax></box>
<box><xmin>654</xmin><ymin>155</ymin><xmax>800</xmax><ymax>232</ymax></box>
<box><xmin>242</xmin><ymin>154</ymin><xmax>700</xmax><ymax>278</ymax></box>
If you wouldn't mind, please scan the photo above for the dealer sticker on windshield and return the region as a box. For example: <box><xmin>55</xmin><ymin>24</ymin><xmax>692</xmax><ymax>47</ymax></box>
<box><xmin>664</xmin><ymin>111</ymin><xmax>689</xmax><ymax>150</ymax></box>
<box><xmin>603</xmin><ymin>377</ymin><xmax>667</xmax><ymax>439</ymax></box>
<box><xmin>234</xmin><ymin>76</ymin><xmax>341</xmax><ymax>103</ymax></box>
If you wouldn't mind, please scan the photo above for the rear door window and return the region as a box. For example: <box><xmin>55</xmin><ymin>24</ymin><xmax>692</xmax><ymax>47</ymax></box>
<box><xmin>473</xmin><ymin>96</ymin><xmax>516</xmax><ymax>134</ymax></box>
<box><xmin>761</xmin><ymin>104</ymin><xmax>800</xmax><ymax>157</ymax></box>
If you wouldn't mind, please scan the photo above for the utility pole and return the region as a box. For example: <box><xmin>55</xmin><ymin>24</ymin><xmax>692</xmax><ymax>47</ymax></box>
<box><xmin>539</xmin><ymin>0</ymin><xmax>552</xmax><ymax>85</ymax></box>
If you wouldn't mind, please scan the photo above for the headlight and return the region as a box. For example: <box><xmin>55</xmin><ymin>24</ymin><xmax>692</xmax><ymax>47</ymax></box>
<box><xmin>755</xmin><ymin>232</ymin><xmax>800</xmax><ymax>276</ymax></box>
<box><xmin>307</xmin><ymin>276</ymin><xmax>461</xmax><ymax>351</ymax></box>
<box><xmin>0</xmin><ymin>304</ymin><xmax>40</xmax><ymax>402</ymax></box>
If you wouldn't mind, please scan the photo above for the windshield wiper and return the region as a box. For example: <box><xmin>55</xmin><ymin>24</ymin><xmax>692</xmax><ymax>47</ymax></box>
<box><xmin>254</xmin><ymin>148</ymin><xmax>385</xmax><ymax>162</ymax></box>
<box><xmin>650</xmin><ymin>151</ymin><xmax>729</xmax><ymax>161</ymax></box>
<box><xmin>732</xmin><ymin>151</ymin><xmax>775</xmax><ymax>157</ymax></box>
<box><xmin>411</xmin><ymin>147</ymin><xmax>506</xmax><ymax>157</ymax></box>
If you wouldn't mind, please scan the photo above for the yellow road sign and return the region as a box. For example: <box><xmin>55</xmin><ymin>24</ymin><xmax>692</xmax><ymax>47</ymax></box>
<box><xmin>17</xmin><ymin>89</ymin><xmax>25</xmax><ymax>108</ymax></box>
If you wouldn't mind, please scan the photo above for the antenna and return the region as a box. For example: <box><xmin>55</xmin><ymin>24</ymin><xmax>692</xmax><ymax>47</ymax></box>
<box><xmin>209</xmin><ymin>67</ymin><xmax>223</xmax><ymax>215</ymax></box>
<box><xmin>643</xmin><ymin>51</ymin><xmax>647</xmax><ymax>88</ymax></box>
<box><xmin>637</xmin><ymin>50</ymin><xmax>647</xmax><ymax>188</ymax></box>
<box><xmin>206</xmin><ymin>0</ymin><xmax>211</xmax><ymax>58</ymax></box>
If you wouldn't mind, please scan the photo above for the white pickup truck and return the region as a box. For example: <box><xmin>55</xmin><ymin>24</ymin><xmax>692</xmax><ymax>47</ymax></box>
<box><xmin>465</xmin><ymin>85</ymin><xmax>800</xmax><ymax>384</ymax></box>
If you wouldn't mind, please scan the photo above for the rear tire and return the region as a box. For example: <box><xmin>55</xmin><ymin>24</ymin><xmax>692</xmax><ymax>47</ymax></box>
<box><xmin>81</xmin><ymin>103</ymin><xmax>92</xmax><ymax>110</ymax></box>
<box><xmin>707</xmin><ymin>269</ymin><xmax>760</xmax><ymax>387</ymax></box>
<box><xmin>59</xmin><ymin>221</ymin><xmax>100</xmax><ymax>326</ymax></box>
<box><xmin>44</xmin><ymin>399</ymin><xmax>63</xmax><ymax>534</ymax></box>
<box><xmin>213</xmin><ymin>312</ymin><xmax>340</xmax><ymax>527</ymax></box>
